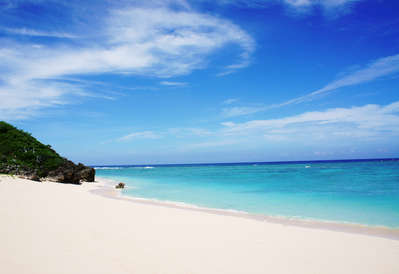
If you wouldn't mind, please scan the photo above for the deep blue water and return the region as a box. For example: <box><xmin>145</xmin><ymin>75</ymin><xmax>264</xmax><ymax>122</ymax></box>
<box><xmin>95</xmin><ymin>159</ymin><xmax>399</xmax><ymax>227</ymax></box>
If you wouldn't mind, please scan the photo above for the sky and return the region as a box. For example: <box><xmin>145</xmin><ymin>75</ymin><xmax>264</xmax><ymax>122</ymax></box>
<box><xmin>1</xmin><ymin>0</ymin><xmax>399</xmax><ymax>165</ymax></box>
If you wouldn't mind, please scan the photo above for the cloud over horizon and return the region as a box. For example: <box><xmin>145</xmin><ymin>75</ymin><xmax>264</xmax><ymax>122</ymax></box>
<box><xmin>221</xmin><ymin>101</ymin><xmax>399</xmax><ymax>143</ymax></box>
<box><xmin>113</xmin><ymin>101</ymin><xmax>399</xmax><ymax>152</ymax></box>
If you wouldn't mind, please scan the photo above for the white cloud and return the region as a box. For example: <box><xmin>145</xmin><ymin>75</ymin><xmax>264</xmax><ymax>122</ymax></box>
<box><xmin>107</xmin><ymin>6</ymin><xmax>254</xmax><ymax>76</ymax></box>
<box><xmin>221</xmin><ymin>106</ymin><xmax>267</xmax><ymax>117</ymax></box>
<box><xmin>160</xmin><ymin>81</ymin><xmax>188</xmax><ymax>86</ymax></box>
<box><xmin>167</xmin><ymin>127</ymin><xmax>213</xmax><ymax>137</ymax></box>
<box><xmin>188</xmin><ymin>128</ymin><xmax>213</xmax><ymax>136</ymax></box>
<box><xmin>113</xmin><ymin>101</ymin><xmax>399</xmax><ymax>151</ymax></box>
<box><xmin>182</xmin><ymin>139</ymin><xmax>239</xmax><ymax>149</ymax></box>
<box><xmin>221</xmin><ymin>101</ymin><xmax>399</xmax><ymax>141</ymax></box>
<box><xmin>118</xmin><ymin>131</ymin><xmax>162</xmax><ymax>141</ymax></box>
<box><xmin>0</xmin><ymin>1</ymin><xmax>254</xmax><ymax>120</ymax></box>
<box><xmin>0</xmin><ymin>79</ymin><xmax>83</xmax><ymax>120</ymax></box>
<box><xmin>215</xmin><ymin>0</ymin><xmax>361</xmax><ymax>11</ymax></box>
<box><xmin>117</xmin><ymin>126</ymin><xmax>212</xmax><ymax>142</ymax></box>
<box><xmin>275</xmin><ymin>53</ymin><xmax>399</xmax><ymax>108</ymax></box>
<box><xmin>222</xmin><ymin>98</ymin><xmax>239</xmax><ymax>105</ymax></box>
<box><xmin>283</xmin><ymin>0</ymin><xmax>359</xmax><ymax>8</ymax></box>
<box><xmin>3</xmin><ymin>27</ymin><xmax>78</xmax><ymax>39</ymax></box>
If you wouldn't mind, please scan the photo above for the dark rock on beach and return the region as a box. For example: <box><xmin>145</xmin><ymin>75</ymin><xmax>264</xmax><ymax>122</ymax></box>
<box><xmin>46</xmin><ymin>161</ymin><xmax>95</xmax><ymax>184</ymax></box>
<box><xmin>115</xmin><ymin>182</ymin><xmax>125</xmax><ymax>189</ymax></box>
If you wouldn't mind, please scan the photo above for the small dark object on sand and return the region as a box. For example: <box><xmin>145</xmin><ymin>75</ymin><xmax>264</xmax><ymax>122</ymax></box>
<box><xmin>115</xmin><ymin>182</ymin><xmax>125</xmax><ymax>189</ymax></box>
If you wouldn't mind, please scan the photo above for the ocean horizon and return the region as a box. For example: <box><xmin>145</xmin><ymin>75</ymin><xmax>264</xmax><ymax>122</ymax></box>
<box><xmin>93</xmin><ymin>157</ymin><xmax>399</xmax><ymax>168</ymax></box>
<box><xmin>95</xmin><ymin>158</ymin><xmax>399</xmax><ymax>228</ymax></box>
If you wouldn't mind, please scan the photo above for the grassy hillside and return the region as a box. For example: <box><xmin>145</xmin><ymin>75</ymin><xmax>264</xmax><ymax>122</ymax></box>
<box><xmin>0</xmin><ymin>121</ymin><xmax>65</xmax><ymax>177</ymax></box>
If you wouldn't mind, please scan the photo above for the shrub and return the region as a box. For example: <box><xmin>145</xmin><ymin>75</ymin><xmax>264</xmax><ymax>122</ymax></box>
<box><xmin>0</xmin><ymin>121</ymin><xmax>65</xmax><ymax>177</ymax></box>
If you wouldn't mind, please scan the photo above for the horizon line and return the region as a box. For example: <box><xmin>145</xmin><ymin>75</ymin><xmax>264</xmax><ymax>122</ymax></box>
<box><xmin>91</xmin><ymin>157</ymin><xmax>399</xmax><ymax>168</ymax></box>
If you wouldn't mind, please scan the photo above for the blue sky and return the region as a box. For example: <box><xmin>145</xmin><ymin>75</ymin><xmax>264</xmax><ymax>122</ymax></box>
<box><xmin>1</xmin><ymin>0</ymin><xmax>399</xmax><ymax>165</ymax></box>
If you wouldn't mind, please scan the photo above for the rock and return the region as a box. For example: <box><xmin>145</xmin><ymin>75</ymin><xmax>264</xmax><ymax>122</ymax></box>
<box><xmin>46</xmin><ymin>160</ymin><xmax>95</xmax><ymax>184</ymax></box>
<box><xmin>77</xmin><ymin>163</ymin><xmax>95</xmax><ymax>182</ymax></box>
<box><xmin>79</xmin><ymin>168</ymin><xmax>95</xmax><ymax>182</ymax></box>
<box><xmin>115</xmin><ymin>182</ymin><xmax>125</xmax><ymax>189</ymax></box>
<box><xmin>29</xmin><ymin>174</ymin><xmax>41</xmax><ymax>182</ymax></box>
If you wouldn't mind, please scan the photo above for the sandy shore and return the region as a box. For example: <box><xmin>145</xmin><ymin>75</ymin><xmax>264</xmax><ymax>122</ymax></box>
<box><xmin>1</xmin><ymin>175</ymin><xmax>398</xmax><ymax>274</ymax></box>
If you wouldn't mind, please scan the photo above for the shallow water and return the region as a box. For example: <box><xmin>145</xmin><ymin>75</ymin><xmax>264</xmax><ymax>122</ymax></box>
<box><xmin>95</xmin><ymin>159</ymin><xmax>399</xmax><ymax>227</ymax></box>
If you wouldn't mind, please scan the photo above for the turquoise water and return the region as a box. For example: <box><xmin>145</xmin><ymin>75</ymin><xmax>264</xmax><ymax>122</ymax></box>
<box><xmin>95</xmin><ymin>160</ymin><xmax>399</xmax><ymax>228</ymax></box>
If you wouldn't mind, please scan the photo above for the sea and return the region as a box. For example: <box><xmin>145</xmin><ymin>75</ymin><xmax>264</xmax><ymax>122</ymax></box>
<box><xmin>95</xmin><ymin>159</ymin><xmax>399</xmax><ymax>228</ymax></box>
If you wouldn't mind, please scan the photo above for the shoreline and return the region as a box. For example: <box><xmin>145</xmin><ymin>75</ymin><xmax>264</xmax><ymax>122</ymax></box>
<box><xmin>94</xmin><ymin>176</ymin><xmax>399</xmax><ymax>241</ymax></box>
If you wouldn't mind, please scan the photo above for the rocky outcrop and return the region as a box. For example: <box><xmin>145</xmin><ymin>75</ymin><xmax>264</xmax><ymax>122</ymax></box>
<box><xmin>1</xmin><ymin>160</ymin><xmax>95</xmax><ymax>184</ymax></box>
<box><xmin>46</xmin><ymin>161</ymin><xmax>95</xmax><ymax>184</ymax></box>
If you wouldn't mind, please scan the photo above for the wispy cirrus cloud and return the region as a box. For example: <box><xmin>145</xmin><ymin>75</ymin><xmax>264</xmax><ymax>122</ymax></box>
<box><xmin>221</xmin><ymin>98</ymin><xmax>269</xmax><ymax>118</ymax></box>
<box><xmin>116</xmin><ymin>126</ymin><xmax>213</xmax><ymax>143</ymax></box>
<box><xmin>168</xmin><ymin>127</ymin><xmax>213</xmax><ymax>137</ymax></box>
<box><xmin>182</xmin><ymin>139</ymin><xmax>239</xmax><ymax>150</ymax></box>
<box><xmin>113</xmin><ymin>101</ymin><xmax>399</xmax><ymax>152</ymax></box>
<box><xmin>0</xmin><ymin>0</ymin><xmax>254</xmax><ymax>120</ymax></box>
<box><xmin>107</xmin><ymin>6</ymin><xmax>254</xmax><ymax>77</ymax></box>
<box><xmin>3</xmin><ymin>27</ymin><xmax>78</xmax><ymax>39</ymax></box>
<box><xmin>274</xmin><ymin>53</ymin><xmax>399</xmax><ymax>108</ymax></box>
<box><xmin>118</xmin><ymin>131</ymin><xmax>162</xmax><ymax>142</ymax></box>
<box><xmin>222</xmin><ymin>98</ymin><xmax>239</xmax><ymax>105</ymax></box>
<box><xmin>213</xmin><ymin>0</ymin><xmax>362</xmax><ymax>12</ymax></box>
<box><xmin>283</xmin><ymin>0</ymin><xmax>360</xmax><ymax>9</ymax></box>
<box><xmin>221</xmin><ymin>101</ymin><xmax>399</xmax><ymax>141</ymax></box>
<box><xmin>160</xmin><ymin>81</ymin><xmax>188</xmax><ymax>86</ymax></box>
<box><xmin>221</xmin><ymin>106</ymin><xmax>267</xmax><ymax>117</ymax></box>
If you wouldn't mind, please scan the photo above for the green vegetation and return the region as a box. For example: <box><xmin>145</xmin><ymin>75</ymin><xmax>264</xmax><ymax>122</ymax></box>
<box><xmin>0</xmin><ymin>121</ymin><xmax>65</xmax><ymax>177</ymax></box>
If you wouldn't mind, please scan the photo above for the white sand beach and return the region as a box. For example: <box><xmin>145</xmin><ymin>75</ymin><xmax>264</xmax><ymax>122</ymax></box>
<box><xmin>1</xmin><ymin>175</ymin><xmax>399</xmax><ymax>274</ymax></box>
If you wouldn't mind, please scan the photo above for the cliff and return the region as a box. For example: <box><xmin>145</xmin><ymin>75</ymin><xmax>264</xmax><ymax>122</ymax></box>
<box><xmin>0</xmin><ymin>121</ymin><xmax>95</xmax><ymax>184</ymax></box>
